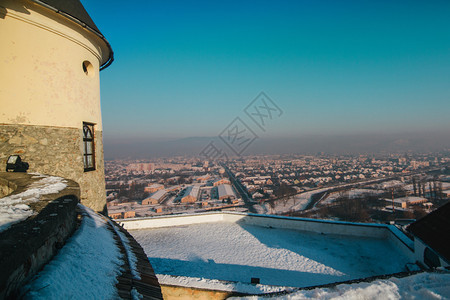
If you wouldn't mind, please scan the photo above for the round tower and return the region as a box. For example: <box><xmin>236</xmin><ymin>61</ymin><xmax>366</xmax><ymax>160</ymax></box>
<box><xmin>0</xmin><ymin>0</ymin><xmax>113</xmax><ymax>212</ymax></box>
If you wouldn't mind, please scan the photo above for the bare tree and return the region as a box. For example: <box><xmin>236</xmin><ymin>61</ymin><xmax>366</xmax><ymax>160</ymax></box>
<box><xmin>269</xmin><ymin>201</ymin><xmax>276</xmax><ymax>214</ymax></box>
<box><xmin>437</xmin><ymin>181</ymin><xmax>443</xmax><ymax>200</ymax></box>
<box><xmin>428</xmin><ymin>181</ymin><xmax>433</xmax><ymax>200</ymax></box>
<box><xmin>419</xmin><ymin>181</ymin><xmax>425</xmax><ymax>197</ymax></box>
<box><xmin>275</xmin><ymin>184</ymin><xmax>296</xmax><ymax>206</ymax></box>
<box><xmin>432</xmin><ymin>180</ymin><xmax>437</xmax><ymax>201</ymax></box>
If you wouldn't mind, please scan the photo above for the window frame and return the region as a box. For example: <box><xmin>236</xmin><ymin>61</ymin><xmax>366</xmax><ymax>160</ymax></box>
<box><xmin>82</xmin><ymin>122</ymin><xmax>96</xmax><ymax>172</ymax></box>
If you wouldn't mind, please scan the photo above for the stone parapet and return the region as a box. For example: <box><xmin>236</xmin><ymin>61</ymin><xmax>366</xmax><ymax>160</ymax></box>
<box><xmin>0</xmin><ymin>172</ymin><xmax>80</xmax><ymax>299</ymax></box>
<box><xmin>0</xmin><ymin>176</ymin><xmax>17</xmax><ymax>198</ymax></box>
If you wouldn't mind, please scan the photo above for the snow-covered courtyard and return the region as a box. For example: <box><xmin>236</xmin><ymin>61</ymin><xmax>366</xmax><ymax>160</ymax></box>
<box><xmin>131</xmin><ymin>221</ymin><xmax>413</xmax><ymax>292</ymax></box>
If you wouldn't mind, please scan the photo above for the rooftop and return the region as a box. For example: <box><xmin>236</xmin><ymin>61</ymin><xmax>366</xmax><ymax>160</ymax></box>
<box><xmin>120</xmin><ymin>212</ymin><xmax>418</xmax><ymax>295</ymax></box>
<box><xmin>218</xmin><ymin>184</ymin><xmax>235</xmax><ymax>198</ymax></box>
<box><xmin>32</xmin><ymin>0</ymin><xmax>101</xmax><ymax>33</ymax></box>
<box><xmin>148</xmin><ymin>189</ymin><xmax>167</xmax><ymax>201</ymax></box>
<box><xmin>29</xmin><ymin>0</ymin><xmax>113</xmax><ymax>69</ymax></box>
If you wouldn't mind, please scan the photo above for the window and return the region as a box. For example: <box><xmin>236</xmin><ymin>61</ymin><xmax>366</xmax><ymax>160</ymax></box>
<box><xmin>424</xmin><ymin>247</ymin><xmax>441</xmax><ymax>268</ymax></box>
<box><xmin>83</xmin><ymin>122</ymin><xmax>95</xmax><ymax>171</ymax></box>
<box><xmin>82</xmin><ymin>60</ymin><xmax>94</xmax><ymax>77</ymax></box>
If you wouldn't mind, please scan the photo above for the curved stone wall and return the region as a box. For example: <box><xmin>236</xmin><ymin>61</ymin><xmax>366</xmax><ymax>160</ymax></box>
<box><xmin>0</xmin><ymin>172</ymin><xmax>80</xmax><ymax>299</ymax></box>
<box><xmin>0</xmin><ymin>0</ymin><xmax>108</xmax><ymax>212</ymax></box>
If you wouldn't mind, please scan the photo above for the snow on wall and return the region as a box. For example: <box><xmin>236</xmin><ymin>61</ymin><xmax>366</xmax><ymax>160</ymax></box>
<box><xmin>0</xmin><ymin>174</ymin><xmax>67</xmax><ymax>232</ymax></box>
<box><xmin>118</xmin><ymin>213</ymin><xmax>225</xmax><ymax>230</ymax></box>
<box><xmin>223</xmin><ymin>214</ymin><xmax>388</xmax><ymax>237</ymax></box>
<box><xmin>231</xmin><ymin>271</ymin><xmax>450</xmax><ymax>300</ymax></box>
<box><xmin>121</xmin><ymin>212</ymin><xmax>394</xmax><ymax>237</ymax></box>
<box><xmin>22</xmin><ymin>205</ymin><xmax>123</xmax><ymax>299</ymax></box>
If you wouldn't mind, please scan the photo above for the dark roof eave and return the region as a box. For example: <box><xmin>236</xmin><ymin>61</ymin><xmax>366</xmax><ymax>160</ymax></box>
<box><xmin>30</xmin><ymin>0</ymin><xmax>114</xmax><ymax>70</ymax></box>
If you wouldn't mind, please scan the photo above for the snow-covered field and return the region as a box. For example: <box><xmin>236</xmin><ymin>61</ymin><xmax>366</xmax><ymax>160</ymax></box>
<box><xmin>255</xmin><ymin>188</ymin><xmax>329</xmax><ymax>215</ymax></box>
<box><xmin>131</xmin><ymin>222</ymin><xmax>413</xmax><ymax>293</ymax></box>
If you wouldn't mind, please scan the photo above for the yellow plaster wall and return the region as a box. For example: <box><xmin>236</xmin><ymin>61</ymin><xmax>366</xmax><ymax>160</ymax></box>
<box><xmin>0</xmin><ymin>0</ymin><xmax>109</xmax><ymax>130</ymax></box>
<box><xmin>160</xmin><ymin>285</ymin><xmax>233</xmax><ymax>300</ymax></box>
<box><xmin>0</xmin><ymin>0</ymin><xmax>110</xmax><ymax>212</ymax></box>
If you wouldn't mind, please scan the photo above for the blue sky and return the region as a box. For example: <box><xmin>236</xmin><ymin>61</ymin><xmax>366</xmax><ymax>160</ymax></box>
<box><xmin>82</xmin><ymin>0</ymin><xmax>450</xmax><ymax>142</ymax></box>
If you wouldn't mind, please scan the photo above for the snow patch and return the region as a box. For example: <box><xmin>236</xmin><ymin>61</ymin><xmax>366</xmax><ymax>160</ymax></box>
<box><xmin>109</xmin><ymin>220</ymin><xmax>141</xmax><ymax>280</ymax></box>
<box><xmin>0</xmin><ymin>175</ymin><xmax>67</xmax><ymax>232</ymax></box>
<box><xmin>157</xmin><ymin>274</ymin><xmax>290</xmax><ymax>294</ymax></box>
<box><xmin>131</xmin><ymin>287</ymin><xmax>143</xmax><ymax>300</ymax></box>
<box><xmin>231</xmin><ymin>271</ymin><xmax>450</xmax><ymax>299</ymax></box>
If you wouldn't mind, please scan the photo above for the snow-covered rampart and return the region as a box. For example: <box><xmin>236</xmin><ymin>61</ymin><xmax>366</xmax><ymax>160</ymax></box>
<box><xmin>0</xmin><ymin>172</ymin><xmax>80</xmax><ymax>299</ymax></box>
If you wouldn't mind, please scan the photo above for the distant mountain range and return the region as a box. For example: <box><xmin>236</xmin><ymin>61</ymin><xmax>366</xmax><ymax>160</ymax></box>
<box><xmin>104</xmin><ymin>131</ymin><xmax>450</xmax><ymax>159</ymax></box>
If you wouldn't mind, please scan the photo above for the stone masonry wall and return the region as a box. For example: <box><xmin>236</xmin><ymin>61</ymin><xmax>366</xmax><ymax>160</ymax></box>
<box><xmin>0</xmin><ymin>124</ymin><xmax>106</xmax><ymax>212</ymax></box>
<box><xmin>0</xmin><ymin>172</ymin><xmax>80</xmax><ymax>298</ymax></box>
<box><xmin>0</xmin><ymin>176</ymin><xmax>16</xmax><ymax>198</ymax></box>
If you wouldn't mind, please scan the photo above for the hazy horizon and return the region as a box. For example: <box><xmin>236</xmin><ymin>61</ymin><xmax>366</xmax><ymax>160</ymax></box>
<box><xmin>103</xmin><ymin>130</ymin><xmax>450</xmax><ymax>159</ymax></box>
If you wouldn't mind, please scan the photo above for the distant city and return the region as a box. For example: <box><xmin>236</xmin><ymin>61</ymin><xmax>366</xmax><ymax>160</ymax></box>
<box><xmin>106</xmin><ymin>150</ymin><xmax>450</xmax><ymax>224</ymax></box>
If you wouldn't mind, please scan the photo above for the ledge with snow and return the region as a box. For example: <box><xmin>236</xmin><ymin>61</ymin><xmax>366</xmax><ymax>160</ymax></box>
<box><xmin>0</xmin><ymin>172</ymin><xmax>79</xmax><ymax>298</ymax></box>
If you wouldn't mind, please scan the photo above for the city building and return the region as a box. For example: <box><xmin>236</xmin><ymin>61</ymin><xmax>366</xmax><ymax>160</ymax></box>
<box><xmin>123</xmin><ymin>211</ymin><xmax>136</xmax><ymax>219</ymax></box>
<box><xmin>144</xmin><ymin>183</ymin><xmax>164</xmax><ymax>194</ymax></box>
<box><xmin>442</xmin><ymin>189</ymin><xmax>450</xmax><ymax>198</ymax></box>
<box><xmin>382</xmin><ymin>196</ymin><xmax>428</xmax><ymax>209</ymax></box>
<box><xmin>126</xmin><ymin>163</ymin><xmax>153</xmax><ymax>174</ymax></box>
<box><xmin>181</xmin><ymin>186</ymin><xmax>200</xmax><ymax>203</ymax></box>
<box><xmin>217</xmin><ymin>184</ymin><xmax>236</xmax><ymax>200</ymax></box>
<box><xmin>142</xmin><ymin>189</ymin><xmax>167</xmax><ymax>205</ymax></box>
<box><xmin>196</xmin><ymin>174</ymin><xmax>211</xmax><ymax>183</ymax></box>
<box><xmin>109</xmin><ymin>211</ymin><xmax>124</xmax><ymax>219</ymax></box>
<box><xmin>213</xmin><ymin>178</ymin><xmax>231</xmax><ymax>186</ymax></box>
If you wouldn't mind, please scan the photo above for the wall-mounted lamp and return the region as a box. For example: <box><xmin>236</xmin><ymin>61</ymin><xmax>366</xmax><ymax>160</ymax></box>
<box><xmin>6</xmin><ymin>155</ymin><xmax>29</xmax><ymax>172</ymax></box>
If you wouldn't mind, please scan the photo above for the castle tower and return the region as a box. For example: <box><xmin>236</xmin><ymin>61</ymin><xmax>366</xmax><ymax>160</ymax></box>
<box><xmin>0</xmin><ymin>0</ymin><xmax>113</xmax><ymax>212</ymax></box>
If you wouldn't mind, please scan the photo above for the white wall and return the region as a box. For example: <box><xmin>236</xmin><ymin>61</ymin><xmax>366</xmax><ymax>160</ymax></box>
<box><xmin>226</xmin><ymin>214</ymin><xmax>388</xmax><ymax>238</ymax></box>
<box><xmin>118</xmin><ymin>213</ymin><xmax>225</xmax><ymax>230</ymax></box>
